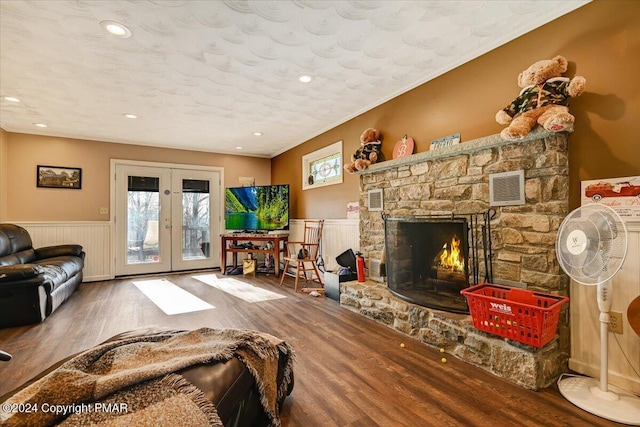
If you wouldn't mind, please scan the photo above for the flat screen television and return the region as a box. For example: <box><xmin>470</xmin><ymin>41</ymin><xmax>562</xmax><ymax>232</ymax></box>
<box><xmin>225</xmin><ymin>184</ymin><xmax>289</xmax><ymax>231</ymax></box>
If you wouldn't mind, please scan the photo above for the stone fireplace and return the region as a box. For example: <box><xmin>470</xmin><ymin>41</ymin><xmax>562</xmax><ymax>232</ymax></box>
<box><xmin>340</xmin><ymin>128</ymin><xmax>571</xmax><ymax>390</ymax></box>
<box><xmin>385</xmin><ymin>216</ymin><xmax>470</xmax><ymax>313</ymax></box>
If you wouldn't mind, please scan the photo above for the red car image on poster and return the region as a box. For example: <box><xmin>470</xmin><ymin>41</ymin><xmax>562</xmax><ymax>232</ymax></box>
<box><xmin>584</xmin><ymin>181</ymin><xmax>640</xmax><ymax>201</ymax></box>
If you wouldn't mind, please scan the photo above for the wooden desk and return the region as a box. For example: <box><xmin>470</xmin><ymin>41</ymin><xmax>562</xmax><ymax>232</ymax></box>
<box><xmin>221</xmin><ymin>233</ymin><xmax>288</xmax><ymax>277</ymax></box>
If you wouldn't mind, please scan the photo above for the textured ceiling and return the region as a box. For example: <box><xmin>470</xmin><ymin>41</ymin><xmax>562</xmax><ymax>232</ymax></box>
<box><xmin>0</xmin><ymin>0</ymin><xmax>589</xmax><ymax>158</ymax></box>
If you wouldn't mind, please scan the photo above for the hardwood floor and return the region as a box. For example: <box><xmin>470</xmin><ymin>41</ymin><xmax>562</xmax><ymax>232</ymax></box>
<box><xmin>0</xmin><ymin>272</ymin><xmax>624</xmax><ymax>426</ymax></box>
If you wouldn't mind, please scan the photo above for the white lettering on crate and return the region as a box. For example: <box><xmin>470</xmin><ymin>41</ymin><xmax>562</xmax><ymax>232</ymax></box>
<box><xmin>489</xmin><ymin>302</ymin><xmax>513</xmax><ymax>315</ymax></box>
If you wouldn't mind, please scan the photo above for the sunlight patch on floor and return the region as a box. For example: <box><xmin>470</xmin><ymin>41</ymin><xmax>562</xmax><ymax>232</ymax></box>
<box><xmin>133</xmin><ymin>279</ymin><xmax>214</xmax><ymax>315</ymax></box>
<box><xmin>192</xmin><ymin>274</ymin><xmax>287</xmax><ymax>303</ymax></box>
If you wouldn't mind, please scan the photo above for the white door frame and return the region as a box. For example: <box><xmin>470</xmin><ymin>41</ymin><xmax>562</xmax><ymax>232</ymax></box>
<box><xmin>110</xmin><ymin>159</ymin><xmax>224</xmax><ymax>276</ymax></box>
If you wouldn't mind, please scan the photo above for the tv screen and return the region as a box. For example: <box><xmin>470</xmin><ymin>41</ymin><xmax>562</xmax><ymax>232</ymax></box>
<box><xmin>225</xmin><ymin>184</ymin><xmax>289</xmax><ymax>231</ymax></box>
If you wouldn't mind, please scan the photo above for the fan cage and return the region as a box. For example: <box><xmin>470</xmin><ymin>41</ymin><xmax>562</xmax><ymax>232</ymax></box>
<box><xmin>556</xmin><ymin>204</ymin><xmax>627</xmax><ymax>286</ymax></box>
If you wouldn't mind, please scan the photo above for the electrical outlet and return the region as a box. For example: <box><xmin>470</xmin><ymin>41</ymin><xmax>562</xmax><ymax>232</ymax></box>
<box><xmin>609</xmin><ymin>311</ymin><xmax>623</xmax><ymax>334</ymax></box>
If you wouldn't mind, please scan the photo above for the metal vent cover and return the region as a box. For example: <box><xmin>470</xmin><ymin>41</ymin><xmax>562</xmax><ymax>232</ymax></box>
<box><xmin>368</xmin><ymin>189</ymin><xmax>384</xmax><ymax>211</ymax></box>
<box><xmin>489</xmin><ymin>170</ymin><xmax>525</xmax><ymax>206</ymax></box>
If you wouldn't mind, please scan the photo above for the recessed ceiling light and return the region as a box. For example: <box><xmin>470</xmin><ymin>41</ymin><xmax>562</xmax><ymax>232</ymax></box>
<box><xmin>34</xmin><ymin>123</ymin><xmax>47</xmax><ymax>128</ymax></box>
<box><xmin>123</xmin><ymin>113</ymin><xmax>138</xmax><ymax>119</ymax></box>
<box><xmin>298</xmin><ymin>74</ymin><xmax>314</xmax><ymax>83</ymax></box>
<box><xmin>253</xmin><ymin>132</ymin><xmax>262</xmax><ymax>136</ymax></box>
<box><xmin>3</xmin><ymin>96</ymin><xmax>20</xmax><ymax>102</ymax></box>
<box><xmin>100</xmin><ymin>20</ymin><xmax>132</xmax><ymax>38</ymax></box>
<box><xmin>235</xmin><ymin>146</ymin><xmax>244</xmax><ymax>150</ymax></box>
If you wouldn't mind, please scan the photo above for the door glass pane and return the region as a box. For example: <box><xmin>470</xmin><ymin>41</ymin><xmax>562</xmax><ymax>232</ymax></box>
<box><xmin>182</xmin><ymin>179</ymin><xmax>210</xmax><ymax>260</ymax></box>
<box><xmin>127</xmin><ymin>176</ymin><xmax>160</xmax><ymax>265</ymax></box>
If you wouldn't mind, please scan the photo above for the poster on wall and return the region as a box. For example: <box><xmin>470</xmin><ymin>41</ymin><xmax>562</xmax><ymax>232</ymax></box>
<box><xmin>581</xmin><ymin>176</ymin><xmax>640</xmax><ymax>217</ymax></box>
<box><xmin>346</xmin><ymin>201</ymin><xmax>359</xmax><ymax>219</ymax></box>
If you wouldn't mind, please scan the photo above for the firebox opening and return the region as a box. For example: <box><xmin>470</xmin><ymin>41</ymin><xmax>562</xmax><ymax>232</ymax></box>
<box><xmin>384</xmin><ymin>217</ymin><xmax>470</xmax><ymax>314</ymax></box>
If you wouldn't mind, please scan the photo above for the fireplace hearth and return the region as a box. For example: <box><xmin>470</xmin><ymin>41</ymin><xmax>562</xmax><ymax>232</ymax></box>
<box><xmin>384</xmin><ymin>216</ymin><xmax>470</xmax><ymax>313</ymax></box>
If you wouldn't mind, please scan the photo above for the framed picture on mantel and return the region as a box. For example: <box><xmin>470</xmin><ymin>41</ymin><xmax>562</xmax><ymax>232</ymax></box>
<box><xmin>430</xmin><ymin>133</ymin><xmax>460</xmax><ymax>151</ymax></box>
<box><xmin>37</xmin><ymin>165</ymin><xmax>82</xmax><ymax>189</ymax></box>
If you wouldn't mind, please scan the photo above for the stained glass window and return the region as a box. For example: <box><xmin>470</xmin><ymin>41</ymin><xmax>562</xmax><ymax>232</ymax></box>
<box><xmin>302</xmin><ymin>141</ymin><xmax>343</xmax><ymax>190</ymax></box>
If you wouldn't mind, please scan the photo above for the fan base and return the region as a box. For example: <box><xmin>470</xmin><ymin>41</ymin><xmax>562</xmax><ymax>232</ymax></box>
<box><xmin>558</xmin><ymin>375</ymin><xmax>640</xmax><ymax>425</ymax></box>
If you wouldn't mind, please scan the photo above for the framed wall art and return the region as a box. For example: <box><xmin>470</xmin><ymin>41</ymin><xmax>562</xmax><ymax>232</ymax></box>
<box><xmin>37</xmin><ymin>165</ymin><xmax>82</xmax><ymax>189</ymax></box>
<box><xmin>302</xmin><ymin>140</ymin><xmax>343</xmax><ymax>190</ymax></box>
<box><xmin>581</xmin><ymin>175</ymin><xmax>640</xmax><ymax>217</ymax></box>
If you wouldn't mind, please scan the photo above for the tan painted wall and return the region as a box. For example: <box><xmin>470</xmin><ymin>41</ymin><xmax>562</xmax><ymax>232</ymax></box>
<box><xmin>273</xmin><ymin>0</ymin><xmax>640</xmax><ymax>219</ymax></box>
<box><xmin>3</xmin><ymin>133</ymin><xmax>271</xmax><ymax>221</ymax></box>
<box><xmin>0</xmin><ymin>128</ymin><xmax>7</xmax><ymax>222</ymax></box>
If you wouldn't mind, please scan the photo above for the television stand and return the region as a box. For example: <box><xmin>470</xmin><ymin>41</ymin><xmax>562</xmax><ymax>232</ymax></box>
<box><xmin>221</xmin><ymin>232</ymin><xmax>288</xmax><ymax>277</ymax></box>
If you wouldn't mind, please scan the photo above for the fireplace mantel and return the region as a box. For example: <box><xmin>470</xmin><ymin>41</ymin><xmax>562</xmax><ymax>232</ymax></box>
<box><xmin>359</xmin><ymin>128</ymin><xmax>558</xmax><ymax>175</ymax></box>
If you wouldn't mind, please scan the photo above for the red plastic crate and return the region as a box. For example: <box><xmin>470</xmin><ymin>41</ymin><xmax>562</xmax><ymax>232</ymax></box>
<box><xmin>461</xmin><ymin>283</ymin><xmax>569</xmax><ymax>348</ymax></box>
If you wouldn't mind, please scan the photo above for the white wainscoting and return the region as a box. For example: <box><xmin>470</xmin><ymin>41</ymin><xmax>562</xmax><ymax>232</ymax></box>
<box><xmin>289</xmin><ymin>219</ymin><xmax>360</xmax><ymax>271</ymax></box>
<box><xmin>17</xmin><ymin>222</ymin><xmax>112</xmax><ymax>282</ymax></box>
<box><xmin>16</xmin><ymin>220</ymin><xmax>360</xmax><ymax>282</ymax></box>
<box><xmin>568</xmin><ymin>219</ymin><xmax>640</xmax><ymax>394</ymax></box>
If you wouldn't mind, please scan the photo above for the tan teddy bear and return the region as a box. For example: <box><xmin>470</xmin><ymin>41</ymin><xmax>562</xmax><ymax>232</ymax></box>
<box><xmin>496</xmin><ymin>55</ymin><xmax>586</xmax><ymax>140</ymax></box>
<box><xmin>344</xmin><ymin>128</ymin><xmax>382</xmax><ymax>173</ymax></box>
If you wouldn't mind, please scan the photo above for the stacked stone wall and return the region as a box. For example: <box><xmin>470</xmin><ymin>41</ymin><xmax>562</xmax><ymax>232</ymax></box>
<box><xmin>359</xmin><ymin>129</ymin><xmax>569</xmax><ymax>294</ymax></box>
<box><xmin>350</xmin><ymin>129</ymin><xmax>571</xmax><ymax>388</ymax></box>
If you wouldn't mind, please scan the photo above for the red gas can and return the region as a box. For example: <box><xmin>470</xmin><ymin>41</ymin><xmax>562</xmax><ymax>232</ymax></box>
<box><xmin>356</xmin><ymin>252</ymin><xmax>366</xmax><ymax>282</ymax></box>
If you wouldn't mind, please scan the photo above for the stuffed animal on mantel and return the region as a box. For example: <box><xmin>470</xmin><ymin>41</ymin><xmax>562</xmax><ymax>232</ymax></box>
<box><xmin>344</xmin><ymin>128</ymin><xmax>382</xmax><ymax>173</ymax></box>
<box><xmin>496</xmin><ymin>55</ymin><xmax>586</xmax><ymax>140</ymax></box>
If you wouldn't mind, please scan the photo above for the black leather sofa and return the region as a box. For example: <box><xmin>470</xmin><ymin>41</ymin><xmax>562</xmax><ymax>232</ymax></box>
<box><xmin>0</xmin><ymin>224</ymin><xmax>85</xmax><ymax>328</ymax></box>
<box><xmin>0</xmin><ymin>327</ymin><xmax>294</xmax><ymax>427</ymax></box>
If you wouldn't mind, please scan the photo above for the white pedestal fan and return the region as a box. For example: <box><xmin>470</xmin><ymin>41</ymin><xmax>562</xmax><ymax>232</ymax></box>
<box><xmin>556</xmin><ymin>203</ymin><xmax>640</xmax><ymax>425</ymax></box>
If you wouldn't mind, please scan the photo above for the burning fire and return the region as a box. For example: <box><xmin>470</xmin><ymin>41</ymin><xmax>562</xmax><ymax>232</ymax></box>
<box><xmin>439</xmin><ymin>235</ymin><xmax>465</xmax><ymax>272</ymax></box>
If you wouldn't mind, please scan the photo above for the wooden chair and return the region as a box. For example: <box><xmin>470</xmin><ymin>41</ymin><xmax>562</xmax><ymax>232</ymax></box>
<box><xmin>280</xmin><ymin>220</ymin><xmax>324</xmax><ymax>292</ymax></box>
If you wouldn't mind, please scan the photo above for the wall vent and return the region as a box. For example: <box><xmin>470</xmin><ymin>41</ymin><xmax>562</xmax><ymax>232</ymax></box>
<box><xmin>368</xmin><ymin>189</ymin><xmax>384</xmax><ymax>211</ymax></box>
<box><xmin>489</xmin><ymin>170</ymin><xmax>525</xmax><ymax>206</ymax></box>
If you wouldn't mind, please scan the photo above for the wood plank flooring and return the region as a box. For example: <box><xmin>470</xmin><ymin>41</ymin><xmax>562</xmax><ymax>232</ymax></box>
<box><xmin>0</xmin><ymin>272</ymin><xmax>625</xmax><ymax>426</ymax></box>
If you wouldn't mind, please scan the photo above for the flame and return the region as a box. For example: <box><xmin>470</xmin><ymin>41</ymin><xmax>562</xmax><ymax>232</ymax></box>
<box><xmin>439</xmin><ymin>235</ymin><xmax>465</xmax><ymax>272</ymax></box>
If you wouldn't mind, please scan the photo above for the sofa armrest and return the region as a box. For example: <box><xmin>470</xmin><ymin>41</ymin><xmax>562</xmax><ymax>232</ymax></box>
<box><xmin>0</xmin><ymin>264</ymin><xmax>39</xmax><ymax>282</ymax></box>
<box><xmin>35</xmin><ymin>244</ymin><xmax>84</xmax><ymax>260</ymax></box>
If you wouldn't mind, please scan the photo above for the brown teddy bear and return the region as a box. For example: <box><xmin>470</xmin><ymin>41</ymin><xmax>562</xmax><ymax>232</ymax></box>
<box><xmin>496</xmin><ymin>55</ymin><xmax>586</xmax><ymax>140</ymax></box>
<box><xmin>344</xmin><ymin>128</ymin><xmax>382</xmax><ymax>173</ymax></box>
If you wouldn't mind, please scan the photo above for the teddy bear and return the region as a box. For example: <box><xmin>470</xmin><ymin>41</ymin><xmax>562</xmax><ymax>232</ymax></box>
<box><xmin>496</xmin><ymin>55</ymin><xmax>586</xmax><ymax>140</ymax></box>
<box><xmin>344</xmin><ymin>128</ymin><xmax>382</xmax><ymax>173</ymax></box>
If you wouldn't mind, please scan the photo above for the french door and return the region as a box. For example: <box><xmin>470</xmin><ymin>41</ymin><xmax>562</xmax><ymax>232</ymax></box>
<box><xmin>114</xmin><ymin>163</ymin><xmax>221</xmax><ymax>276</ymax></box>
